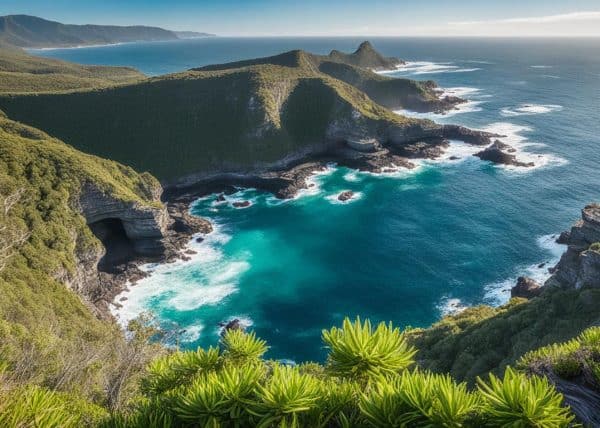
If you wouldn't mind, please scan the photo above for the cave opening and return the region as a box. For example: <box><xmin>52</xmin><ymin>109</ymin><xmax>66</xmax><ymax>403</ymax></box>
<box><xmin>89</xmin><ymin>217</ymin><xmax>136</xmax><ymax>273</ymax></box>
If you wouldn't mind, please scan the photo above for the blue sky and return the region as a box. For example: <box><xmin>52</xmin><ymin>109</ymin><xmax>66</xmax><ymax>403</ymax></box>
<box><xmin>2</xmin><ymin>0</ymin><xmax>600</xmax><ymax>36</ymax></box>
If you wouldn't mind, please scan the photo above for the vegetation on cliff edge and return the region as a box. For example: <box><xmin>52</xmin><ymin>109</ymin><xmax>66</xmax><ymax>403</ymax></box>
<box><xmin>0</xmin><ymin>114</ymin><xmax>163</xmax><ymax>408</ymax></box>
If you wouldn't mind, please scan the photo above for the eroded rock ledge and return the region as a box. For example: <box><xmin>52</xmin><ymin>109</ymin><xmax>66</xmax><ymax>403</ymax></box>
<box><xmin>546</xmin><ymin>204</ymin><xmax>600</xmax><ymax>289</ymax></box>
<box><xmin>69</xmin><ymin>181</ymin><xmax>211</xmax><ymax>318</ymax></box>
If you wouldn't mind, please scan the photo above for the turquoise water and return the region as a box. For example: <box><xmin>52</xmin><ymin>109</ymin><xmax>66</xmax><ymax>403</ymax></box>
<box><xmin>38</xmin><ymin>38</ymin><xmax>600</xmax><ymax>362</ymax></box>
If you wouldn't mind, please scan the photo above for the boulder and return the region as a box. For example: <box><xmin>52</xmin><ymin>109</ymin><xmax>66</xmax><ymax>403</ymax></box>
<box><xmin>511</xmin><ymin>276</ymin><xmax>542</xmax><ymax>299</ymax></box>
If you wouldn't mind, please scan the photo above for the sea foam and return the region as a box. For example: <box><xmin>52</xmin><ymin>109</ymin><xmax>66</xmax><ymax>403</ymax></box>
<box><xmin>500</xmin><ymin>104</ymin><xmax>563</xmax><ymax>117</ymax></box>
<box><xmin>483</xmin><ymin>234</ymin><xmax>565</xmax><ymax>305</ymax></box>
<box><xmin>111</xmin><ymin>223</ymin><xmax>248</xmax><ymax>329</ymax></box>
<box><xmin>479</xmin><ymin>122</ymin><xmax>568</xmax><ymax>172</ymax></box>
<box><xmin>377</xmin><ymin>61</ymin><xmax>481</xmax><ymax>76</ymax></box>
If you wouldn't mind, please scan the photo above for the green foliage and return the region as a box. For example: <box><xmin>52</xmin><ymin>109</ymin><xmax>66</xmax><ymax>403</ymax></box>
<box><xmin>477</xmin><ymin>367</ymin><xmax>574</xmax><ymax>427</ymax></box>
<box><xmin>140</xmin><ymin>347</ymin><xmax>220</xmax><ymax>396</ymax></box>
<box><xmin>322</xmin><ymin>317</ymin><xmax>416</xmax><ymax>381</ymax></box>
<box><xmin>589</xmin><ymin>242</ymin><xmax>600</xmax><ymax>252</ymax></box>
<box><xmin>360</xmin><ymin>371</ymin><xmax>480</xmax><ymax>427</ymax></box>
<box><xmin>221</xmin><ymin>329</ymin><xmax>269</xmax><ymax>364</ymax></box>
<box><xmin>0</xmin><ymin>385</ymin><xmax>108</xmax><ymax>427</ymax></box>
<box><xmin>409</xmin><ymin>287</ymin><xmax>600</xmax><ymax>383</ymax></box>
<box><xmin>0</xmin><ymin>46</ymin><xmax>143</xmax><ymax>94</ymax></box>
<box><xmin>251</xmin><ymin>364</ymin><xmax>322</xmax><ymax>428</ymax></box>
<box><xmin>0</xmin><ymin>320</ymin><xmax>569</xmax><ymax>427</ymax></box>
<box><xmin>518</xmin><ymin>326</ymin><xmax>600</xmax><ymax>382</ymax></box>
<box><xmin>0</xmin><ymin>115</ymin><xmax>164</xmax><ymax>405</ymax></box>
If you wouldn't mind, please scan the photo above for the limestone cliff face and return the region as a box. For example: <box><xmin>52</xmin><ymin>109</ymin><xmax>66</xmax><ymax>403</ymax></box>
<box><xmin>78</xmin><ymin>182</ymin><xmax>168</xmax><ymax>256</ymax></box>
<box><xmin>60</xmin><ymin>181</ymin><xmax>170</xmax><ymax>315</ymax></box>
<box><xmin>546</xmin><ymin>204</ymin><xmax>600</xmax><ymax>289</ymax></box>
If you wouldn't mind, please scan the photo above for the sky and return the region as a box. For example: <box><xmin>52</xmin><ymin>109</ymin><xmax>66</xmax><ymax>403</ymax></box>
<box><xmin>2</xmin><ymin>0</ymin><xmax>600</xmax><ymax>37</ymax></box>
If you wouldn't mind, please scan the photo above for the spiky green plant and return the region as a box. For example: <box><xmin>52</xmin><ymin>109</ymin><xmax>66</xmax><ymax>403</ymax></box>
<box><xmin>0</xmin><ymin>385</ymin><xmax>86</xmax><ymax>428</ymax></box>
<box><xmin>221</xmin><ymin>329</ymin><xmax>268</xmax><ymax>363</ymax></box>
<box><xmin>171</xmin><ymin>372</ymin><xmax>226</xmax><ymax>427</ymax></box>
<box><xmin>477</xmin><ymin>367</ymin><xmax>574</xmax><ymax>427</ymax></box>
<box><xmin>250</xmin><ymin>364</ymin><xmax>322</xmax><ymax>428</ymax></box>
<box><xmin>359</xmin><ymin>370</ymin><xmax>479</xmax><ymax>427</ymax></box>
<box><xmin>313</xmin><ymin>379</ymin><xmax>361</xmax><ymax>427</ymax></box>
<box><xmin>425</xmin><ymin>373</ymin><xmax>481</xmax><ymax>427</ymax></box>
<box><xmin>214</xmin><ymin>363</ymin><xmax>263</xmax><ymax>426</ymax></box>
<box><xmin>140</xmin><ymin>346</ymin><xmax>220</xmax><ymax>396</ymax></box>
<box><xmin>322</xmin><ymin>317</ymin><xmax>416</xmax><ymax>381</ymax></box>
<box><xmin>170</xmin><ymin>364</ymin><xmax>263</xmax><ymax>427</ymax></box>
<box><xmin>359</xmin><ymin>376</ymin><xmax>412</xmax><ymax>427</ymax></box>
<box><xmin>578</xmin><ymin>326</ymin><xmax>600</xmax><ymax>347</ymax></box>
<box><xmin>101</xmin><ymin>398</ymin><xmax>176</xmax><ymax>428</ymax></box>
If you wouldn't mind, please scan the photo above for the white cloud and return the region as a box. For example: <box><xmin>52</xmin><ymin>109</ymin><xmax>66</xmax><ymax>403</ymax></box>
<box><xmin>451</xmin><ymin>11</ymin><xmax>600</xmax><ymax>26</ymax></box>
<box><xmin>442</xmin><ymin>10</ymin><xmax>600</xmax><ymax>37</ymax></box>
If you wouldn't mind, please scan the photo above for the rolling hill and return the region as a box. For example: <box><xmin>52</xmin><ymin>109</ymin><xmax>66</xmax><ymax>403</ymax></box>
<box><xmin>0</xmin><ymin>45</ymin><xmax>144</xmax><ymax>93</ymax></box>
<box><xmin>0</xmin><ymin>14</ymin><xmax>213</xmax><ymax>48</ymax></box>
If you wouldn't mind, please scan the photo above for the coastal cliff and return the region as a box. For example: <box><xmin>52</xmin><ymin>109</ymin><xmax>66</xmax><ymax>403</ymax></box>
<box><xmin>0</xmin><ymin>113</ymin><xmax>211</xmax><ymax>326</ymax></box>
<box><xmin>0</xmin><ymin>42</ymin><xmax>502</xmax><ymax>195</ymax></box>
<box><xmin>547</xmin><ymin>204</ymin><xmax>600</xmax><ymax>289</ymax></box>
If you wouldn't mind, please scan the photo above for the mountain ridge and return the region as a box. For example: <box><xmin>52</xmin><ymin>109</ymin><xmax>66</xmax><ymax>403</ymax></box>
<box><xmin>0</xmin><ymin>14</ymin><xmax>214</xmax><ymax>48</ymax></box>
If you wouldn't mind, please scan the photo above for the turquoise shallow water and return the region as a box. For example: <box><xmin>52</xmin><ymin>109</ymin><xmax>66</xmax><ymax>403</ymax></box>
<box><xmin>39</xmin><ymin>38</ymin><xmax>600</xmax><ymax>362</ymax></box>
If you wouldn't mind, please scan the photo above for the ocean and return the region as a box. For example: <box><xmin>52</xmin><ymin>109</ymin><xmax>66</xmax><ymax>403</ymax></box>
<box><xmin>33</xmin><ymin>37</ymin><xmax>600</xmax><ymax>362</ymax></box>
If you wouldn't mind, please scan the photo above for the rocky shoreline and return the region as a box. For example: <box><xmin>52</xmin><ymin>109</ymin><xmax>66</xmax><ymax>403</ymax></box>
<box><xmin>97</xmin><ymin>119</ymin><xmax>536</xmax><ymax>320</ymax></box>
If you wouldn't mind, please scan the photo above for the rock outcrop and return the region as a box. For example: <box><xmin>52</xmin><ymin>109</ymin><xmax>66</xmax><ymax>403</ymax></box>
<box><xmin>78</xmin><ymin>182</ymin><xmax>168</xmax><ymax>257</ymax></box>
<box><xmin>474</xmin><ymin>140</ymin><xmax>534</xmax><ymax>168</ymax></box>
<box><xmin>511</xmin><ymin>276</ymin><xmax>542</xmax><ymax>298</ymax></box>
<box><xmin>546</xmin><ymin>204</ymin><xmax>600</xmax><ymax>289</ymax></box>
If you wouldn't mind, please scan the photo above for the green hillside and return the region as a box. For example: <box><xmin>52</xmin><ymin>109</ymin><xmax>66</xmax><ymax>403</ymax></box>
<box><xmin>0</xmin><ymin>45</ymin><xmax>454</xmax><ymax>185</ymax></box>
<box><xmin>197</xmin><ymin>43</ymin><xmax>447</xmax><ymax>112</ymax></box>
<box><xmin>0</xmin><ymin>15</ymin><xmax>179</xmax><ymax>48</ymax></box>
<box><xmin>0</xmin><ymin>49</ymin><xmax>427</xmax><ymax>183</ymax></box>
<box><xmin>0</xmin><ymin>112</ymin><xmax>163</xmax><ymax>407</ymax></box>
<box><xmin>0</xmin><ymin>46</ymin><xmax>144</xmax><ymax>93</ymax></box>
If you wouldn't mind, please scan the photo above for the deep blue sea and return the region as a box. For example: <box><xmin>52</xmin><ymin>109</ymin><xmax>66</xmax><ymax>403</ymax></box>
<box><xmin>34</xmin><ymin>38</ymin><xmax>600</xmax><ymax>362</ymax></box>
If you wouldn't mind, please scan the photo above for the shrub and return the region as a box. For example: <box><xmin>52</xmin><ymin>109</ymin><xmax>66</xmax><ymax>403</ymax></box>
<box><xmin>0</xmin><ymin>385</ymin><xmax>107</xmax><ymax>428</ymax></box>
<box><xmin>221</xmin><ymin>329</ymin><xmax>268</xmax><ymax>364</ymax></box>
<box><xmin>250</xmin><ymin>364</ymin><xmax>322</xmax><ymax>428</ymax></box>
<box><xmin>359</xmin><ymin>370</ymin><xmax>480</xmax><ymax>427</ymax></box>
<box><xmin>322</xmin><ymin>317</ymin><xmax>416</xmax><ymax>381</ymax></box>
<box><xmin>140</xmin><ymin>346</ymin><xmax>220</xmax><ymax>396</ymax></box>
<box><xmin>477</xmin><ymin>367</ymin><xmax>573</xmax><ymax>427</ymax></box>
<box><xmin>589</xmin><ymin>242</ymin><xmax>600</xmax><ymax>252</ymax></box>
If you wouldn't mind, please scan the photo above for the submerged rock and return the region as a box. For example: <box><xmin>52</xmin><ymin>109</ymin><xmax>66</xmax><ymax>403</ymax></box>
<box><xmin>511</xmin><ymin>276</ymin><xmax>542</xmax><ymax>299</ymax></box>
<box><xmin>232</xmin><ymin>201</ymin><xmax>251</xmax><ymax>208</ymax></box>
<box><xmin>337</xmin><ymin>191</ymin><xmax>354</xmax><ymax>202</ymax></box>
